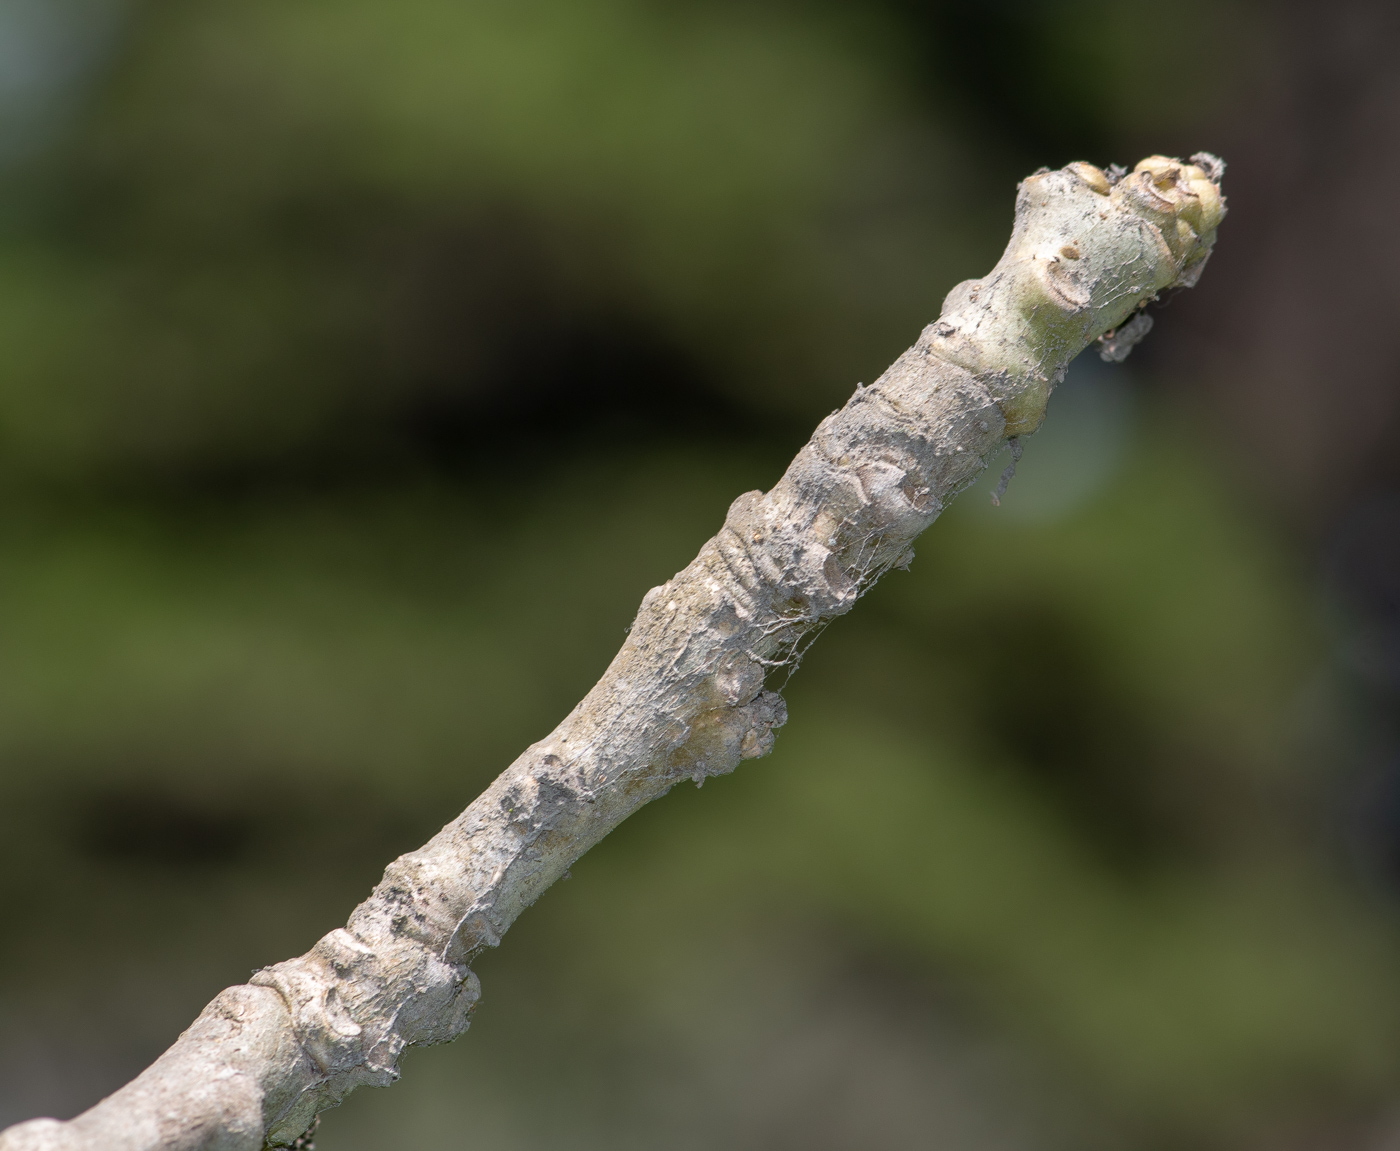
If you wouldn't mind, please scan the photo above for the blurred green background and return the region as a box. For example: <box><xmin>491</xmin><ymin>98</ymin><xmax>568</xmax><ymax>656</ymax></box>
<box><xmin>3</xmin><ymin>1</ymin><xmax>1400</xmax><ymax>1148</ymax></box>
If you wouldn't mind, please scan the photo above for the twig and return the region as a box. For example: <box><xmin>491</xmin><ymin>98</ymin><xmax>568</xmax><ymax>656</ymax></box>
<box><xmin>0</xmin><ymin>154</ymin><xmax>1224</xmax><ymax>1151</ymax></box>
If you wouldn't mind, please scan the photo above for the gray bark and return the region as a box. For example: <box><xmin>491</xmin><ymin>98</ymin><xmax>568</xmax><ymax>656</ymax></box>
<box><xmin>0</xmin><ymin>154</ymin><xmax>1225</xmax><ymax>1151</ymax></box>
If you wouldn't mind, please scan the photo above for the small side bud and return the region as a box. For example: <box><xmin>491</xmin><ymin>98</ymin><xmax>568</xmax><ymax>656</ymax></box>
<box><xmin>1068</xmin><ymin>161</ymin><xmax>1111</xmax><ymax>195</ymax></box>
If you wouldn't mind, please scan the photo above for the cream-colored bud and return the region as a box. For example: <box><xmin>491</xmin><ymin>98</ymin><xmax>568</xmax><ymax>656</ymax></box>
<box><xmin>1134</xmin><ymin>155</ymin><xmax>1181</xmax><ymax>186</ymax></box>
<box><xmin>1068</xmin><ymin>162</ymin><xmax>1111</xmax><ymax>195</ymax></box>
<box><xmin>1180</xmin><ymin>164</ymin><xmax>1226</xmax><ymax>234</ymax></box>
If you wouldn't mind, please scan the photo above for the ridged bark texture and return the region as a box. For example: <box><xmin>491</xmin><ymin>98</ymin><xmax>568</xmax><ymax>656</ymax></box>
<box><xmin>0</xmin><ymin>154</ymin><xmax>1225</xmax><ymax>1151</ymax></box>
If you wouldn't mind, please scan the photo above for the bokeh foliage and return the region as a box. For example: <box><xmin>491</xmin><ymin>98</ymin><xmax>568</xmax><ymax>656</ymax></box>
<box><xmin>0</xmin><ymin>2</ymin><xmax>1392</xmax><ymax>1149</ymax></box>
